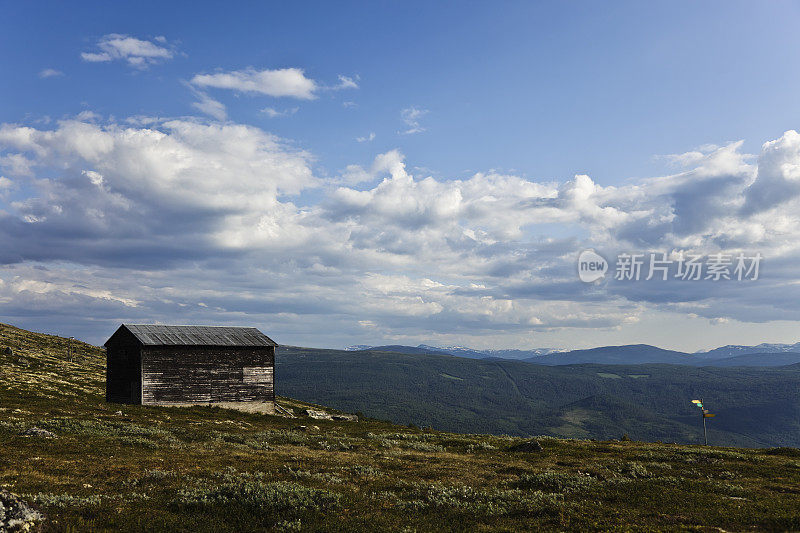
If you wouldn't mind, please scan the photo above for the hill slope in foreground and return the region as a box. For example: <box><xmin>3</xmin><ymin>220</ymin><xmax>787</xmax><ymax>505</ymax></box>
<box><xmin>1</xmin><ymin>323</ymin><xmax>799</xmax><ymax>532</ymax></box>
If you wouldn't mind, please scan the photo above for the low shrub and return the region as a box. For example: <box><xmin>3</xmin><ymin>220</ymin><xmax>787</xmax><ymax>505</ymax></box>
<box><xmin>395</xmin><ymin>483</ymin><xmax>562</xmax><ymax>516</ymax></box>
<box><xmin>467</xmin><ymin>441</ymin><xmax>496</xmax><ymax>452</ymax></box>
<box><xmin>513</xmin><ymin>471</ymin><xmax>597</xmax><ymax>494</ymax></box>
<box><xmin>765</xmin><ymin>447</ymin><xmax>800</xmax><ymax>458</ymax></box>
<box><xmin>606</xmin><ymin>461</ymin><xmax>652</xmax><ymax>479</ymax></box>
<box><xmin>26</xmin><ymin>493</ymin><xmax>102</xmax><ymax>508</ymax></box>
<box><xmin>174</xmin><ymin>480</ymin><xmax>341</xmax><ymax>514</ymax></box>
<box><xmin>117</xmin><ymin>436</ymin><xmax>160</xmax><ymax>449</ymax></box>
<box><xmin>253</xmin><ymin>430</ymin><xmax>309</xmax><ymax>446</ymax></box>
<box><xmin>402</xmin><ymin>441</ymin><xmax>445</xmax><ymax>453</ymax></box>
<box><xmin>143</xmin><ymin>469</ymin><xmax>176</xmax><ymax>480</ymax></box>
<box><xmin>284</xmin><ymin>466</ymin><xmax>345</xmax><ymax>484</ymax></box>
<box><xmin>344</xmin><ymin>465</ymin><xmax>382</xmax><ymax>477</ymax></box>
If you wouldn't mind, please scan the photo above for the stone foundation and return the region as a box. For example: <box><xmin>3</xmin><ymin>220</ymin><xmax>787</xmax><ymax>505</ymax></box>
<box><xmin>143</xmin><ymin>400</ymin><xmax>275</xmax><ymax>414</ymax></box>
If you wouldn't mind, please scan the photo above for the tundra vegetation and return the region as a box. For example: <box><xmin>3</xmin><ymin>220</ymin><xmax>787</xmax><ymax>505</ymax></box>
<box><xmin>1</xmin><ymin>322</ymin><xmax>799</xmax><ymax>531</ymax></box>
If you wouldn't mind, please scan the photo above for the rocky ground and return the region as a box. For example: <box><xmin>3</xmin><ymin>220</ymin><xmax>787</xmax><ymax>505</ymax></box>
<box><xmin>1</xmin><ymin>489</ymin><xmax>44</xmax><ymax>532</ymax></box>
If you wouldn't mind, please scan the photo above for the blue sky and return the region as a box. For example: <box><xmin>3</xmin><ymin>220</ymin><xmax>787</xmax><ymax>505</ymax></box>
<box><xmin>3</xmin><ymin>1</ymin><xmax>800</xmax><ymax>350</ymax></box>
<box><xmin>6</xmin><ymin>1</ymin><xmax>800</xmax><ymax>182</ymax></box>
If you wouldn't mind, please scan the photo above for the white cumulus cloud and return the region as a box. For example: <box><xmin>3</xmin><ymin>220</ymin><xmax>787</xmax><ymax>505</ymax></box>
<box><xmin>191</xmin><ymin>91</ymin><xmax>227</xmax><ymax>121</ymax></box>
<box><xmin>38</xmin><ymin>68</ymin><xmax>64</xmax><ymax>78</ymax></box>
<box><xmin>334</xmin><ymin>75</ymin><xmax>359</xmax><ymax>90</ymax></box>
<box><xmin>4</xmin><ymin>119</ymin><xmax>800</xmax><ymax>348</ymax></box>
<box><xmin>81</xmin><ymin>34</ymin><xmax>176</xmax><ymax>68</ymax></box>
<box><xmin>399</xmin><ymin>106</ymin><xmax>427</xmax><ymax>134</ymax></box>
<box><xmin>191</xmin><ymin>68</ymin><xmax>317</xmax><ymax>99</ymax></box>
<box><xmin>261</xmin><ymin>107</ymin><xmax>299</xmax><ymax>118</ymax></box>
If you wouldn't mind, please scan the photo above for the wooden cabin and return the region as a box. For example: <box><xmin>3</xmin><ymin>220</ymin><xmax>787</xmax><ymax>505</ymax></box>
<box><xmin>104</xmin><ymin>324</ymin><xmax>277</xmax><ymax>413</ymax></box>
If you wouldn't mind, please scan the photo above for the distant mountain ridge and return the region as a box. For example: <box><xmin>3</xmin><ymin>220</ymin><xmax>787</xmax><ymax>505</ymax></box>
<box><xmin>346</xmin><ymin>342</ymin><xmax>800</xmax><ymax>367</ymax></box>
<box><xmin>699</xmin><ymin>342</ymin><xmax>800</xmax><ymax>358</ymax></box>
<box><xmin>524</xmin><ymin>344</ymin><xmax>694</xmax><ymax>366</ymax></box>
<box><xmin>346</xmin><ymin>343</ymin><xmax>559</xmax><ymax>360</ymax></box>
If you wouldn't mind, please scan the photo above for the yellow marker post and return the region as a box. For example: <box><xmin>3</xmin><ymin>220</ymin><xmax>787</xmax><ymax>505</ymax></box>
<box><xmin>691</xmin><ymin>398</ymin><xmax>714</xmax><ymax>445</ymax></box>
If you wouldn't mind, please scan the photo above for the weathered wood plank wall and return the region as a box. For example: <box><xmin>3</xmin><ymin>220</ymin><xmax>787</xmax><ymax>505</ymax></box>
<box><xmin>140</xmin><ymin>346</ymin><xmax>274</xmax><ymax>405</ymax></box>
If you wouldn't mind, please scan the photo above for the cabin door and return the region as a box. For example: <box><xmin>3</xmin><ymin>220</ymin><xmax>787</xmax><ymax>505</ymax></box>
<box><xmin>127</xmin><ymin>348</ymin><xmax>141</xmax><ymax>403</ymax></box>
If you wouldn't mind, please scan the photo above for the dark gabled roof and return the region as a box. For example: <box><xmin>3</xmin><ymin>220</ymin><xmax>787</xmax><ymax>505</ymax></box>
<box><xmin>106</xmin><ymin>324</ymin><xmax>277</xmax><ymax>347</ymax></box>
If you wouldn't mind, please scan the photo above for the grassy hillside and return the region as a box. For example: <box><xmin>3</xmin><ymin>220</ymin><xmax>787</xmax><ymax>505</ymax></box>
<box><xmin>1</xmin><ymin>322</ymin><xmax>800</xmax><ymax>531</ymax></box>
<box><xmin>277</xmin><ymin>346</ymin><xmax>800</xmax><ymax>447</ymax></box>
